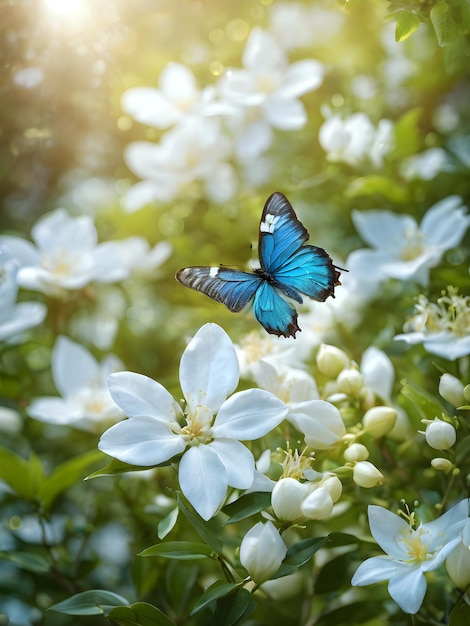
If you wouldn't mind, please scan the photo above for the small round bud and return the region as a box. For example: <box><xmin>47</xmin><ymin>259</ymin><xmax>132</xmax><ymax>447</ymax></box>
<box><xmin>464</xmin><ymin>384</ymin><xmax>470</xmax><ymax>403</ymax></box>
<box><xmin>423</xmin><ymin>418</ymin><xmax>456</xmax><ymax>450</ymax></box>
<box><xmin>344</xmin><ymin>443</ymin><xmax>369</xmax><ymax>462</ymax></box>
<box><xmin>439</xmin><ymin>373</ymin><xmax>464</xmax><ymax>408</ymax></box>
<box><xmin>336</xmin><ymin>368</ymin><xmax>364</xmax><ymax>397</ymax></box>
<box><xmin>362</xmin><ymin>406</ymin><xmax>397</xmax><ymax>438</ymax></box>
<box><xmin>352</xmin><ymin>461</ymin><xmax>384</xmax><ymax>488</ymax></box>
<box><xmin>301</xmin><ymin>487</ymin><xmax>334</xmax><ymax>520</ymax></box>
<box><xmin>321</xmin><ymin>475</ymin><xmax>342</xmax><ymax>502</ymax></box>
<box><xmin>316</xmin><ymin>344</ymin><xmax>350</xmax><ymax>378</ymax></box>
<box><xmin>430</xmin><ymin>457</ymin><xmax>453</xmax><ymax>471</ymax></box>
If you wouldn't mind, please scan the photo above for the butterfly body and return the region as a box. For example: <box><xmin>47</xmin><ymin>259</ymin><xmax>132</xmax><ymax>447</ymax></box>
<box><xmin>176</xmin><ymin>192</ymin><xmax>342</xmax><ymax>338</ymax></box>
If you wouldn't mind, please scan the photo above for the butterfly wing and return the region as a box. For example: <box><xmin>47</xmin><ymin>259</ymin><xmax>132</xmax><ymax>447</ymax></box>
<box><xmin>259</xmin><ymin>192</ymin><xmax>340</xmax><ymax>302</ymax></box>
<box><xmin>252</xmin><ymin>281</ymin><xmax>300</xmax><ymax>338</ymax></box>
<box><xmin>175</xmin><ymin>266</ymin><xmax>262</xmax><ymax>313</ymax></box>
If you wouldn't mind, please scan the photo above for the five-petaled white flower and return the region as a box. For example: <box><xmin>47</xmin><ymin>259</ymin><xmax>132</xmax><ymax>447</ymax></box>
<box><xmin>351</xmin><ymin>499</ymin><xmax>470</xmax><ymax>614</ymax></box>
<box><xmin>98</xmin><ymin>323</ymin><xmax>288</xmax><ymax>520</ymax></box>
<box><xmin>27</xmin><ymin>336</ymin><xmax>123</xmax><ymax>432</ymax></box>
<box><xmin>347</xmin><ymin>196</ymin><xmax>470</xmax><ymax>296</ymax></box>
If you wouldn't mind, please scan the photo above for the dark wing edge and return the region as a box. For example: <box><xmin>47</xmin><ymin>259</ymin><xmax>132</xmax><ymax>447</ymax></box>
<box><xmin>175</xmin><ymin>266</ymin><xmax>261</xmax><ymax>313</ymax></box>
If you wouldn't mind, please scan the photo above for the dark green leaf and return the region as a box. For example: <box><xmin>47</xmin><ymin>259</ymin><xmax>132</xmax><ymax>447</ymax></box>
<box><xmin>449</xmin><ymin>597</ymin><xmax>470</xmax><ymax>626</ymax></box>
<box><xmin>401</xmin><ymin>381</ymin><xmax>445</xmax><ymax>422</ymax></box>
<box><xmin>0</xmin><ymin>446</ymin><xmax>37</xmax><ymax>500</ymax></box>
<box><xmin>395</xmin><ymin>11</ymin><xmax>420</xmax><ymax>42</ymax></box>
<box><xmin>139</xmin><ymin>541</ymin><xmax>213</xmax><ymax>560</ymax></box>
<box><xmin>158</xmin><ymin>507</ymin><xmax>179</xmax><ymax>539</ymax></box>
<box><xmin>109</xmin><ymin>602</ymin><xmax>176</xmax><ymax>626</ymax></box>
<box><xmin>223</xmin><ymin>492</ymin><xmax>271</xmax><ymax>524</ymax></box>
<box><xmin>177</xmin><ymin>493</ymin><xmax>223</xmax><ymax>554</ymax></box>
<box><xmin>431</xmin><ymin>0</ymin><xmax>458</xmax><ymax>46</ymax></box>
<box><xmin>39</xmin><ymin>450</ymin><xmax>104</xmax><ymax>510</ymax></box>
<box><xmin>85</xmin><ymin>457</ymin><xmax>158</xmax><ymax>479</ymax></box>
<box><xmin>215</xmin><ymin>588</ymin><xmax>256</xmax><ymax>626</ymax></box>
<box><xmin>190</xmin><ymin>581</ymin><xmax>240</xmax><ymax>615</ymax></box>
<box><xmin>283</xmin><ymin>537</ymin><xmax>328</xmax><ymax>567</ymax></box>
<box><xmin>48</xmin><ymin>590</ymin><xmax>129</xmax><ymax>615</ymax></box>
<box><xmin>326</xmin><ymin>532</ymin><xmax>362</xmax><ymax>547</ymax></box>
<box><xmin>0</xmin><ymin>550</ymin><xmax>50</xmax><ymax>573</ymax></box>
<box><xmin>315</xmin><ymin>551</ymin><xmax>356</xmax><ymax>594</ymax></box>
<box><xmin>315</xmin><ymin>601</ymin><xmax>386</xmax><ymax>626</ymax></box>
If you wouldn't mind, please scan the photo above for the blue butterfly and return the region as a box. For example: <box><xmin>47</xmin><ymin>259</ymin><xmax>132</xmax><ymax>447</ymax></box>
<box><xmin>176</xmin><ymin>192</ymin><xmax>342</xmax><ymax>338</ymax></box>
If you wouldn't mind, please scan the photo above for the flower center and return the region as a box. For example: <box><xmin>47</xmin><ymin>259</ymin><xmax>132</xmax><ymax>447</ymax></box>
<box><xmin>398</xmin><ymin>526</ymin><xmax>430</xmax><ymax>563</ymax></box>
<box><xmin>41</xmin><ymin>248</ymin><xmax>76</xmax><ymax>277</ymax></box>
<box><xmin>181</xmin><ymin>404</ymin><xmax>213</xmax><ymax>444</ymax></box>
<box><xmin>399</xmin><ymin>226</ymin><xmax>426</xmax><ymax>261</ymax></box>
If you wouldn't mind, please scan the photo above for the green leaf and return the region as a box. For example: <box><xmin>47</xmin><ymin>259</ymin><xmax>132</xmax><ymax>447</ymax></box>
<box><xmin>190</xmin><ymin>581</ymin><xmax>240</xmax><ymax>615</ymax></box>
<box><xmin>449</xmin><ymin>597</ymin><xmax>470</xmax><ymax>626</ymax></box>
<box><xmin>430</xmin><ymin>0</ymin><xmax>458</xmax><ymax>46</ymax></box>
<box><xmin>48</xmin><ymin>590</ymin><xmax>130</xmax><ymax>616</ymax></box>
<box><xmin>315</xmin><ymin>551</ymin><xmax>357</xmax><ymax>593</ymax></box>
<box><xmin>158</xmin><ymin>507</ymin><xmax>179</xmax><ymax>539</ymax></box>
<box><xmin>315</xmin><ymin>601</ymin><xmax>386</xmax><ymax>626</ymax></box>
<box><xmin>0</xmin><ymin>446</ymin><xmax>36</xmax><ymax>500</ymax></box>
<box><xmin>326</xmin><ymin>532</ymin><xmax>363</xmax><ymax>547</ymax></box>
<box><xmin>345</xmin><ymin>176</ymin><xmax>410</xmax><ymax>204</ymax></box>
<box><xmin>391</xmin><ymin>108</ymin><xmax>422</xmax><ymax>159</ymax></box>
<box><xmin>283</xmin><ymin>537</ymin><xmax>328</xmax><ymax>567</ymax></box>
<box><xmin>39</xmin><ymin>450</ymin><xmax>104</xmax><ymax>510</ymax></box>
<box><xmin>139</xmin><ymin>541</ymin><xmax>214</xmax><ymax>560</ymax></box>
<box><xmin>85</xmin><ymin>457</ymin><xmax>157</xmax><ymax>479</ymax></box>
<box><xmin>400</xmin><ymin>381</ymin><xmax>445</xmax><ymax>422</ymax></box>
<box><xmin>222</xmin><ymin>492</ymin><xmax>271</xmax><ymax>524</ymax></box>
<box><xmin>0</xmin><ymin>550</ymin><xmax>50</xmax><ymax>573</ymax></box>
<box><xmin>177</xmin><ymin>493</ymin><xmax>223</xmax><ymax>554</ymax></box>
<box><xmin>109</xmin><ymin>602</ymin><xmax>176</xmax><ymax>626</ymax></box>
<box><xmin>214</xmin><ymin>588</ymin><xmax>256</xmax><ymax>626</ymax></box>
<box><xmin>395</xmin><ymin>11</ymin><xmax>420</xmax><ymax>42</ymax></box>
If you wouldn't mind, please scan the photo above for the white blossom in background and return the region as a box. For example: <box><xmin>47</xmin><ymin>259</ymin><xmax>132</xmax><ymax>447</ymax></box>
<box><xmin>351</xmin><ymin>499</ymin><xmax>470</xmax><ymax>614</ymax></box>
<box><xmin>0</xmin><ymin>209</ymin><xmax>170</xmax><ymax>296</ymax></box>
<box><xmin>235</xmin><ymin>330</ymin><xmax>304</xmax><ymax>381</ymax></box>
<box><xmin>347</xmin><ymin>196</ymin><xmax>470</xmax><ymax>296</ymax></box>
<box><xmin>319</xmin><ymin>111</ymin><xmax>393</xmax><ymax>167</ymax></box>
<box><xmin>0</xmin><ymin>253</ymin><xmax>46</xmax><ymax>342</ymax></box>
<box><xmin>27</xmin><ymin>336</ymin><xmax>123</xmax><ymax>432</ymax></box>
<box><xmin>123</xmin><ymin>117</ymin><xmax>236</xmax><ymax>212</ymax></box>
<box><xmin>98</xmin><ymin>324</ymin><xmax>288</xmax><ymax>520</ymax></box>
<box><xmin>122</xmin><ymin>62</ymin><xmax>232</xmax><ymax>130</ymax></box>
<box><xmin>218</xmin><ymin>27</ymin><xmax>324</xmax><ymax>160</ymax></box>
<box><xmin>269</xmin><ymin>2</ymin><xmax>344</xmax><ymax>50</ymax></box>
<box><xmin>400</xmin><ymin>147</ymin><xmax>453</xmax><ymax>180</ymax></box>
<box><xmin>395</xmin><ymin>288</ymin><xmax>470</xmax><ymax>360</ymax></box>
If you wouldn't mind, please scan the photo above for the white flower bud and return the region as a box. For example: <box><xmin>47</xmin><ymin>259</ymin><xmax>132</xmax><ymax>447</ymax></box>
<box><xmin>344</xmin><ymin>443</ymin><xmax>369</xmax><ymax>462</ymax></box>
<box><xmin>316</xmin><ymin>344</ymin><xmax>350</xmax><ymax>378</ymax></box>
<box><xmin>271</xmin><ymin>477</ymin><xmax>309</xmax><ymax>522</ymax></box>
<box><xmin>446</xmin><ymin>521</ymin><xmax>470</xmax><ymax>589</ymax></box>
<box><xmin>352</xmin><ymin>461</ymin><xmax>384</xmax><ymax>488</ymax></box>
<box><xmin>439</xmin><ymin>373</ymin><xmax>464</xmax><ymax>408</ymax></box>
<box><xmin>430</xmin><ymin>457</ymin><xmax>453</xmax><ymax>471</ymax></box>
<box><xmin>301</xmin><ymin>487</ymin><xmax>334</xmax><ymax>520</ymax></box>
<box><xmin>464</xmin><ymin>384</ymin><xmax>470</xmax><ymax>403</ymax></box>
<box><xmin>336</xmin><ymin>368</ymin><xmax>364</xmax><ymax>397</ymax></box>
<box><xmin>321</xmin><ymin>475</ymin><xmax>342</xmax><ymax>502</ymax></box>
<box><xmin>362</xmin><ymin>406</ymin><xmax>397</xmax><ymax>438</ymax></box>
<box><xmin>240</xmin><ymin>521</ymin><xmax>287</xmax><ymax>584</ymax></box>
<box><xmin>423</xmin><ymin>418</ymin><xmax>456</xmax><ymax>450</ymax></box>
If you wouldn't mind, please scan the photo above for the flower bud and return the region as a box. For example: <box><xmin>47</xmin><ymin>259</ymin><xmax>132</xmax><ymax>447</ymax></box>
<box><xmin>423</xmin><ymin>418</ymin><xmax>456</xmax><ymax>450</ymax></box>
<box><xmin>446</xmin><ymin>521</ymin><xmax>470</xmax><ymax>589</ymax></box>
<box><xmin>240</xmin><ymin>521</ymin><xmax>287</xmax><ymax>584</ymax></box>
<box><xmin>271</xmin><ymin>477</ymin><xmax>309</xmax><ymax>522</ymax></box>
<box><xmin>316</xmin><ymin>344</ymin><xmax>349</xmax><ymax>378</ymax></box>
<box><xmin>430</xmin><ymin>457</ymin><xmax>453</xmax><ymax>471</ymax></box>
<box><xmin>362</xmin><ymin>406</ymin><xmax>397</xmax><ymax>438</ymax></box>
<box><xmin>336</xmin><ymin>368</ymin><xmax>364</xmax><ymax>398</ymax></box>
<box><xmin>321</xmin><ymin>475</ymin><xmax>342</xmax><ymax>502</ymax></box>
<box><xmin>344</xmin><ymin>443</ymin><xmax>369</xmax><ymax>462</ymax></box>
<box><xmin>439</xmin><ymin>373</ymin><xmax>464</xmax><ymax>408</ymax></box>
<box><xmin>464</xmin><ymin>384</ymin><xmax>470</xmax><ymax>403</ymax></box>
<box><xmin>352</xmin><ymin>461</ymin><xmax>384</xmax><ymax>488</ymax></box>
<box><xmin>301</xmin><ymin>487</ymin><xmax>334</xmax><ymax>520</ymax></box>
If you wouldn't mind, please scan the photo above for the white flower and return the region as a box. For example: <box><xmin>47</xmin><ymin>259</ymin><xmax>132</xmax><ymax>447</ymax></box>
<box><xmin>0</xmin><ymin>254</ymin><xmax>46</xmax><ymax>342</ymax></box>
<box><xmin>400</xmin><ymin>147</ymin><xmax>452</xmax><ymax>180</ymax></box>
<box><xmin>269</xmin><ymin>3</ymin><xmax>344</xmax><ymax>50</ymax></box>
<box><xmin>348</xmin><ymin>197</ymin><xmax>470</xmax><ymax>292</ymax></box>
<box><xmin>239</xmin><ymin>521</ymin><xmax>287</xmax><ymax>584</ymax></box>
<box><xmin>218</xmin><ymin>27</ymin><xmax>324</xmax><ymax>159</ymax></box>
<box><xmin>0</xmin><ymin>210</ymin><xmax>165</xmax><ymax>295</ymax></box>
<box><xmin>122</xmin><ymin>62</ymin><xmax>230</xmax><ymax>130</ymax></box>
<box><xmin>351</xmin><ymin>499</ymin><xmax>470</xmax><ymax>614</ymax></box>
<box><xmin>319</xmin><ymin>112</ymin><xmax>393</xmax><ymax>167</ymax></box>
<box><xmin>395</xmin><ymin>288</ymin><xmax>470</xmax><ymax>360</ymax></box>
<box><xmin>123</xmin><ymin>118</ymin><xmax>236</xmax><ymax>212</ymax></box>
<box><xmin>98</xmin><ymin>324</ymin><xmax>287</xmax><ymax>520</ymax></box>
<box><xmin>27</xmin><ymin>336</ymin><xmax>123</xmax><ymax>431</ymax></box>
<box><xmin>289</xmin><ymin>399</ymin><xmax>346</xmax><ymax>450</ymax></box>
<box><xmin>421</xmin><ymin>418</ymin><xmax>456</xmax><ymax>450</ymax></box>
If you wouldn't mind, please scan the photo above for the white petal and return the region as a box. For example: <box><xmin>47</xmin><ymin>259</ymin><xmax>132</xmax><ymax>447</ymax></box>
<box><xmin>178</xmin><ymin>445</ymin><xmax>227</xmax><ymax>520</ymax></box>
<box><xmin>52</xmin><ymin>337</ymin><xmax>100</xmax><ymax>398</ymax></box>
<box><xmin>0</xmin><ymin>236</ymin><xmax>40</xmax><ymax>267</ymax></box>
<box><xmin>98</xmin><ymin>416</ymin><xmax>185</xmax><ymax>465</ymax></box>
<box><xmin>108</xmin><ymin>372</ymin><xmax>180</xmax><ymax>422</ymax></box>
<box><xmin>277</xmin><ymin>60</ymin><xmax>324</xmax><ymax>98</ymax></box>
<box><xmin>351</xmin><ymin>210</ymin><xmax>416</xmax><ymax>251</ymax></box>
<box><xmin>124</xmin><ymin>142</ymin><xmax>165</xmax><ymax>179</ymax></box>
<box><xmin>424</xmin><ymin>336</ymin><xmax>470</xmax><ymax>360</ymax></box>
<box><xmin>159</xmin><ymin>63</ymin><xmax>198</xmax><ymax>103</ymax></box>
<box><xmin>122</xmin><ymin>87</ymin><xmax>181</xmax><ymax>129</ymax></box>
<box><xmin>367</xmin><ymin>505</ymin><xmax>410</xmax><ymax>559</ymax></box>
<box><xmin>420</xmin><ymin>196</ymin><xmax>469</xmax><ymax>246</ymax></box>
<box><xmin>351</xmin><ymin>555</ymin><xmax>405</xmax><ymax>586</ymax></box>
<box><xmin>32</xmin><ymin>209</ymin><xmax>97</xmax><ymax>253</ymax></box>
<box><xmin>242</xmin><ymin>28</ymin><xmax>286</xmax><ymax>74</ymax></box>
<box><xmin>209</xmin><ymin>439</ymin><xmax>254</xmax><ymax>489</ymax></box>
<box><xmin>213</xmin><ymin>388</ymin><xmax>287</xmax><ymax>440</ymax></box>
<box><xmin>27</xmin><ymin>397</ymin><xmax>80</xmax><ymax>425</ymax></box>
<box><xmin>123</xmin><ymin>181</ymin><xmax>174</xmax><ymax>213</ymax></box>
<box><xmin>361</xmin><ymin>346</ymin><xmax>394</xmax><ymax>402</ymax></box>
<box><xmin>388</xmin><ymin>567</ymin><xmax>427</xmax><ymax>614</ymax></box>
<box><xmin>264</xmin><ymin>98</ymin><xmax>307</xmax><ymax>130</ymax></box>
<box><xmin>0</xmin><ymin>302</ymin><xmax>46</xmax><ymax>341</ymax></box>
<box><xmin>179</xmin><ymin>323</ymin><xmax>239</xmax><ymax>413</ymax></box>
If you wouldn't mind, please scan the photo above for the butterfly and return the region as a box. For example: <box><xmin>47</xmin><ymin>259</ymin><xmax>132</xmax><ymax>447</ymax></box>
<box><xmin>176</xmin><ymin>192</ymin><xmax>342</xmax><ymax>338</ymax></box>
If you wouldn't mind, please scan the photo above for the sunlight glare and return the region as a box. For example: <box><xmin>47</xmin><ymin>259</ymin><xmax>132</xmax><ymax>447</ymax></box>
<box><xmin>42</xmin><ymin>0</ymin><xmax>91</xmax><ymax>24</ymax></box>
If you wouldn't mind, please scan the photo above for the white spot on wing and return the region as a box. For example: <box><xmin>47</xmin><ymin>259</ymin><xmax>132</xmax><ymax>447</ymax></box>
<box><xmin>209</xmin><ymin>267</ymin><xmax>219</xmax><ymax>277</ymax></box>
<box><xmin>260</xmin><ymin>213</ymin><xmax>280</xmax><ymax>233</ymax></box>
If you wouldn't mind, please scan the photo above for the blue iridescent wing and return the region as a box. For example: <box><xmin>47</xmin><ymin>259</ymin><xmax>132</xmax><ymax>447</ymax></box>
<box><xmin>252</xmin><ymin>281</ymin><xmax>300</xmax><ymax>338</ymax></box>
<box><xmin>258</xmin><ymin>192</ymin><xmax>340</xmax><ymax>302</ymax></box>
<box><xmin>175</xmin><ymin>266</ymin><xmax>262</xmax><ymax>313</ymax></box>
